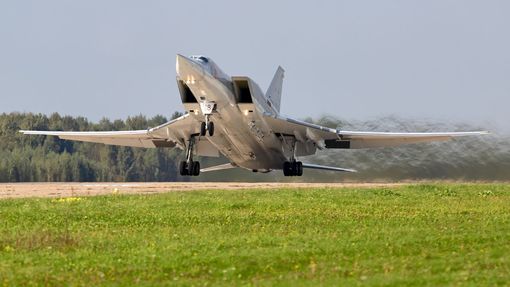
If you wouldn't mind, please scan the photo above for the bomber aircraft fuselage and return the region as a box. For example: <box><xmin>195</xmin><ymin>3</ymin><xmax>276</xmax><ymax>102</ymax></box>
<box><xmin>176</xmin><ymin>55</ymin><xmax>305</xmax><ymax>172</ymax></box>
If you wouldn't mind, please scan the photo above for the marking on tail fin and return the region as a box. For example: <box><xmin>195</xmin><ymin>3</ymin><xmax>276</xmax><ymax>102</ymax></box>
<box><xmin>265</xmin><ymin>66</ymin><xmax>285</xmax><ymax>112</ymax></box>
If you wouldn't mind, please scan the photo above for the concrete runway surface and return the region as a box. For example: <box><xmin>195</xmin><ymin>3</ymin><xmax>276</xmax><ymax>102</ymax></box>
<box><xmin>0</xmin><ymin>182</ymin><xmax>403</xmax><ymax>199</ymax></box>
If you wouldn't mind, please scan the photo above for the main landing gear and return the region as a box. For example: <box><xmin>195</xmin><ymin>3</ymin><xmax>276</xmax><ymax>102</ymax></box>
<box><xmin>283</xmin><ymin>161</ymin><xmax>303</xmax><ymax>177</ymax></box>
<box><xmin>279</xmin><ymin>135</ymin><xmax>303</xmax><ymax>176</ymax></box>
<box><xmin>179</xmin><ymin>136</ymin><xmax>200</xmax><ymax>176</ymax></box>
<box><xmin>180</xmin><ymin>160</ymin><xmax>200</xmax><ymax>176</ymax></box>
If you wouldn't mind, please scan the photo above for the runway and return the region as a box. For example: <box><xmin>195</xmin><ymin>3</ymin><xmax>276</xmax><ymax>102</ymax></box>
<box><xmin>0</xmin><ymin>182</ymin><xmax>403</xmax><ymax>199</ymax></box>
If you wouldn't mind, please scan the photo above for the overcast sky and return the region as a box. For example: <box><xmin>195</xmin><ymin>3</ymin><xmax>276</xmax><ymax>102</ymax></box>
<box><xmin>0</xmin><ymin>0</ymin><xmax>508</xmax><ymax>130</ymax></box>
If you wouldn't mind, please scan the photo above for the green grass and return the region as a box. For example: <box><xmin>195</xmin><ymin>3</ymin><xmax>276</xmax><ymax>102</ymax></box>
<box><xmin>1</xmin><ymin>183</ymin><xmax>510</xmax><ymax>286</ymax></box>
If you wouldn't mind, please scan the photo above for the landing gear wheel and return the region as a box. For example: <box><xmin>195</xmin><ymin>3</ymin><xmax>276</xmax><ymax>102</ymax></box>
<box><xmin>283</xmin><ymin>161</ymin><xmax>304</xmax><ymax>176</ymax></box>
<box><xmin>181</xmin><ymin>136</ymin><xmax>201</xmax><ymax>176</ymax></box>
<box><xmin>200</xmin><ymin>122</ymin><xmax>207</xmax><ymax>136</ymax></box>
<box><xmin>193</xmin><ymin>161</ymin><xmax>200</xmax><ymax>176</ymax></box>
<box><xmin>207</xmin><ymin>121</ymin><xmax>214</xmax><ymax>136</ymax></box>
<box><xmin>187</xmin><ymin>161</ymin><xmax>195</xmax><ymax>176</ymax></box>
<box><xmin>296</xmin><ymin>161</ymin><xmax>303</xmax><ymax>176</ymax></box>
<box><xmin>283</xmin><ymin>161</ymin><xmax>291</xmax><ymax>176</ymax></box>
<box><xmin>179</xmin><ymin>161</ymin><xmax>187</xmax><ymax>176</ymax></box>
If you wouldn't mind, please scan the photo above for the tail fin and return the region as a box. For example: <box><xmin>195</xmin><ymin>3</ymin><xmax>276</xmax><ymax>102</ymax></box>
<box><xmin>265</xmin><ymin>66</ymin><xmax>285</xmax><ymax>112</ymax></box>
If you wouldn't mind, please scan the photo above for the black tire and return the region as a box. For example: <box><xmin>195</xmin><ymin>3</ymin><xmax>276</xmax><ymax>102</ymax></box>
<box><xmin>200</xmin><ymin>122</ymin><xmax>207</xmax><ymax>136</ymax></box>
<box><xmin>207</xmin><ymin>121</ymin><xmax>214</xmax><ymax>136</ymax></box>
<box><xmin>283</xmin><ymin>161</ymin><xmax>291</xmax><ymax>176</ymax></box>
<box><xmin>187</xmin><ymin>161</ymin><xmax>195</xmax><ymax>176</ymax></box>
<box><xmin>193</xmin><ymin>161</ymin><xmax>200</xmax><ymax>176</ymax></box>
<box><xmin>290</xmin><ymin>161</ymin><xmax>296</xmax><ymax>176</ymax></box>
<box><xmin>179</xmin><ymin>161</ymin><xmax>187</xmax><ymax>176</ymax></box>
<box><xmin>296</xmin><ymin>161</ymin><xmax>303</xmax><ymax>176</ymax></box>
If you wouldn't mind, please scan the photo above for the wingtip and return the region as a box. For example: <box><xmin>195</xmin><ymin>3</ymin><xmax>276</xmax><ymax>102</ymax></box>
<box><xmin>471</xmin><ymin>130</ymin><xmax>490</xmax><ymax>136</ymax></box>
<box><xmin>19</xmin><ymin>130</ymin><xmax>41</xmax><ymax>135</ymax></box>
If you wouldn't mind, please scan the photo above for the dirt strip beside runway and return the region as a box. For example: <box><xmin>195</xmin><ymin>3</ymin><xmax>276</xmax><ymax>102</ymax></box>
<box><xmin>0</xmin><ymin>182</ymin><xmax>404</xmax><ymax>199</ymax></box>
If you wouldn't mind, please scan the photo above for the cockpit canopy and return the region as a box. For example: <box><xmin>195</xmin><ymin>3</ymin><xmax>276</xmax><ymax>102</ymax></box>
<box><xmin>189</xmin><ymin>55</ymin><xmax>229</xmax><ymax>82</ymax></box>
<box><xmin>190</xmin><ymin>55</ymin><xmax>209</xmax><ymax>63</ymax></box>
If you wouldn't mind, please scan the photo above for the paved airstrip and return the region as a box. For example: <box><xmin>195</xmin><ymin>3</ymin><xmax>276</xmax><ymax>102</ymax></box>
<box><xmin>0</xmin><ymin>182</ymin><xmax>403</xmax><ymax>199</ymax></box>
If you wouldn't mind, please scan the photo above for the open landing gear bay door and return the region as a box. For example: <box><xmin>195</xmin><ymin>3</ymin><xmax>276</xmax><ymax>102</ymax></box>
<box><xmin>263</xmin><ymin>114</ymin><xmax>489</xmax><ymax>149</ymax></box>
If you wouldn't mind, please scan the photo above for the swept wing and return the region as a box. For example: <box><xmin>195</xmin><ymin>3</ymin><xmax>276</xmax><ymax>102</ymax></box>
<box><xmin>20</xmin><ymin>114</ymin><xmax>200</xmax><ymax>149</ymax></box>
<box><xmin>264</xmin><ymin>114</ymin><xmax>488</xmax><ymax>149</ymax></box>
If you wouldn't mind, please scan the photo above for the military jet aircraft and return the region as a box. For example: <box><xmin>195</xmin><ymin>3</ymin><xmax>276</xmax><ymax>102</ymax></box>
<box><xmin>21</xmin><ymin>55</ymin><xmax>488</xmax><ymax>176</ymax></box>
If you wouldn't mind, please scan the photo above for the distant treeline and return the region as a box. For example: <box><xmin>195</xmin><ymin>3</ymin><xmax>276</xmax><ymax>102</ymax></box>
<box><xmin>0</xmin><ymin>112</ymin><xmax>184</xmax><ymax>182</ymax></box>
<box><xmin>1</xmin><ymin>112</ymin><xmax>508</xmax><ymax>182</ymax></box>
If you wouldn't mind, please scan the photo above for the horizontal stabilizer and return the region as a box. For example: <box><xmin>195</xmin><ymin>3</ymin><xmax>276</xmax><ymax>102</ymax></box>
<box><xmin>200</xmin><ymin>163</ymin><xmax>237</xmax><ymax>173</ymax></box>
<box><xmin>302</xmin><ymin>163</ymin><xmax>357</xmax><ymax>173</ymax></box>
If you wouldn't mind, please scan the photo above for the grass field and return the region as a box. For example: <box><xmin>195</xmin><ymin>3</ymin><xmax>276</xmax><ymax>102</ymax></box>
<box><xmin>1</xmin><ymin>183</ymin><xmax>509</xmax><ymax>286</ymax></box>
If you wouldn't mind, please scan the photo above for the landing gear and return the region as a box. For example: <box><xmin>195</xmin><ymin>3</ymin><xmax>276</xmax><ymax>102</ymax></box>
<box><xmin>283</xmin><ymin>161</ymin><xmax>303</xmax><ymax>177</ymax></box>
<box><xmin>193</xmin><ymin>161</ymin><xmax>200</xmax><ymax>176</ymax></box>
<box><xmin>179</xmin><ymin>160</ymin><xmax>200</xmax><ymax>176</ymax></box>
<box><xmin>179</xmin><ymin>161</ymin><xmax>187</xmax><ymax>175</ymax></box>
<box><xmin>179</xmin><ymin>136</ymin><xmax>201</xmax><ymax>176</ymax></box>
<box><xmin>199</xmin><ymin>120</ymin><xmax>214</xmax><ymax>137</ymax></box>
<box><xmin>199</xmin><ymin>100</ymin><xmax>216</xmax><ymax>137</ymax></box>
<box><xmin>200</xmin><ymin>122</ymin><xmax>207</xmax><ymax>137</ymax></box>
<box><xmin>207</xmin><ymin>121</ymin><xmax>214</xmax><ymax>136</ymax></box>
<box><xmin>279</xmin><ymin>135</ymin><xmax>303</xmax><ymax>177</ymax></box>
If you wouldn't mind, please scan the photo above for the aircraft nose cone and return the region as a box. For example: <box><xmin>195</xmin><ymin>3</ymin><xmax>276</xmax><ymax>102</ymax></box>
<box><xmin>176</xmin><ymin>54</ymin><xmax>203</xmax><ymax>78</ymax></box>
<box><xmin>175</xmin><ymin>54</ymin><xmax>188</xmax><ymax>75</ymax></box>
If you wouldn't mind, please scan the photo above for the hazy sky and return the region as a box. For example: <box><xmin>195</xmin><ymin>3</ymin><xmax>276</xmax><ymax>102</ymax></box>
<box><xmin>0</xmin><ymin>0</ymin><xmax>508</xmax><ymax>129</ymax></box>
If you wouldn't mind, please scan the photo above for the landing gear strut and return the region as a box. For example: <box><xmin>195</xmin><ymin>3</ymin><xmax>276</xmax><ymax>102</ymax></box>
<box><xmin>179</xmin><ymin>136</ymin><xmax>200</xmax><ymax>176</ymax></box>
<box><xmin>283</xmin><ymin>161</ymin><xmax>303</xmax><ymax>176</ymax></box>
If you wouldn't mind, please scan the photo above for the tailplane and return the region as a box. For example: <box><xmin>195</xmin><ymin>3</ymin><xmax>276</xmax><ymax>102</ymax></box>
<box><xmin>265</xmin><ymin>66</ymin><xmax>285</xmax><ymax>112</ymax></box>
<box><xmin>302</xmin><ymin>163</ymin><xmax>357</xmax><ymax>173</ymax></box>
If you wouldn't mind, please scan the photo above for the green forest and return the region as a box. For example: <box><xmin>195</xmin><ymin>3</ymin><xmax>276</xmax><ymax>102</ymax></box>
<box><xmin>0</xmin><ymin>112</ymin><xmax>185</xmax><ymax>182</ymax></box>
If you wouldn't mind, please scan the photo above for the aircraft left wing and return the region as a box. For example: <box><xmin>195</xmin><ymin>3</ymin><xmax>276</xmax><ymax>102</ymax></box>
<box><xmin>263</xmin><ymin>114</ymin><xmax>489</xmax><ymax>149</ymax></box>
<box><xmin>20</xmin><ymin>113</ymin><xmax>200</xmax><ymax>149</ymax></box>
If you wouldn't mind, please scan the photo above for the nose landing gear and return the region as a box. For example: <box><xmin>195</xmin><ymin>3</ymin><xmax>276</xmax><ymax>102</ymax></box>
<box><xmin>200</xmin><ymin>122</ymin><xmax>206</xmax><ymax>136</ymax></box>
<box><xmin>199</xmin><ymin>100</ymin><xmax>215</xmax><ymax>136</ymax></box>
<box><xmin>200</xmin><ymin>120</ymin><xmax>214</xmax><ymax>136</ymax></box>
<box><xmin>207</xmin><ymin>121</ymin><xmax>214</xmax><ymax>136</ymax></box>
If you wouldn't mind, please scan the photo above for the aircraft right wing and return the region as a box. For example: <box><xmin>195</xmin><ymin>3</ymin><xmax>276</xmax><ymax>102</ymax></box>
<box><xmin>263</xmin><ymin>114</ymin><xmax>489</xmax><ymax>149</ymax></box>
<box><xmin>20</xmin><ymin>113</ymin><xmax>201</xmax><ymax>150</ymax></box>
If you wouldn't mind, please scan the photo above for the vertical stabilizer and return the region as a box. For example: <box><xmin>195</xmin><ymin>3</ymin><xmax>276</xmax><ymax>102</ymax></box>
<box><xmin>265</xmin><ymin>66</ymin><xmax>285</xmax><ymax>112</ymax></box>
